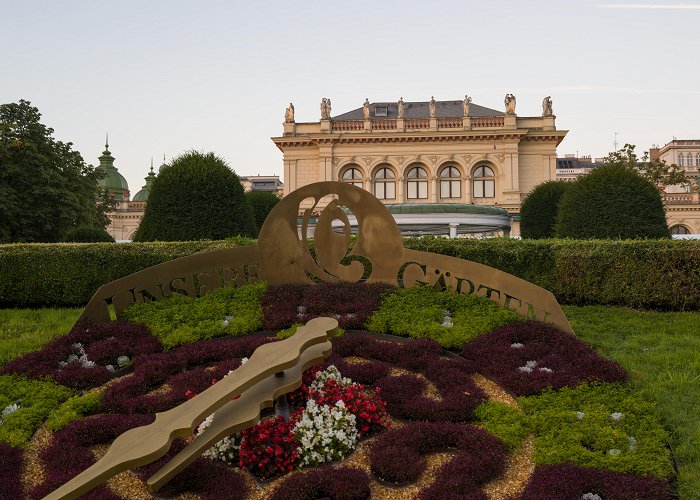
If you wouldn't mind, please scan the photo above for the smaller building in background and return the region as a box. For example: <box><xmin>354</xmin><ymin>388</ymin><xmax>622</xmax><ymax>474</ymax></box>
<box><xmin>240</xmin><ymin>175</ymin><xmax>284</xmax><ymax>197</ymax></box>
<box><xmin>555</xmin><ymin>155</ymin><xmax>605</xmax><ymax>182</ymax></box>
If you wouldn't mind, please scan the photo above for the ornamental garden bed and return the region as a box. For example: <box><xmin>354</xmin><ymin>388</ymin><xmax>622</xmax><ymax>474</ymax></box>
<box><xmin>0</xmin><ymin>282</ymin><xmax>676</xmax><ymax>499</ymax></box>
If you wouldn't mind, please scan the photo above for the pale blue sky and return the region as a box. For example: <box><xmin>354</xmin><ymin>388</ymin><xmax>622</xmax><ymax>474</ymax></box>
<box><xmin>2</xmin><ymin>0</ymin><xmax>699</xmax><ymax>192</ymax></box>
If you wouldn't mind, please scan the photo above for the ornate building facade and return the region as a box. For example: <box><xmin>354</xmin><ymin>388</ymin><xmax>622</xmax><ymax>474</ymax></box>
<box><xmin>272</xmin><ymin>95</ymin><xmax>566</xmax><ymax>235</ymax></box>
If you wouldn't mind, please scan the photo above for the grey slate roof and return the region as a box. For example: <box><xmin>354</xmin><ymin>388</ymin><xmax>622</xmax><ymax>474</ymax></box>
<box><xmin>332</xmin><ymin>100</ymin><xmax>503</xmax><ymax>120</ymax></box>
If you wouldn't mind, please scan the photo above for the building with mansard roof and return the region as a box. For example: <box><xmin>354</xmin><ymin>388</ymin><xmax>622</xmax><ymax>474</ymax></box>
<box><xmin>272</xmin><ymin>96</ymin><xmax>566</xmax><ymax>236</ymax></box>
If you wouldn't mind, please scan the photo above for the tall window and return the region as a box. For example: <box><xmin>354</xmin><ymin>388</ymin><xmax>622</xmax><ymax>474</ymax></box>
<box><xmin>406</xmin><ymin>165</ymin><xmax>428</xmax><ymax>199</ymax></box>
<box><xmin>696</xmin><ymin>153</ymin><xmax>700</xmax><ymax>167</ymax></box>
<box><xmin>671</xmin><ymin>225</ymin><xmax>690</xmax><ymax>235</ymax></box>
<box><xmin>373</xmin><ymin>166</ymin><xmax>396</xmax><ymax>199</ymax></box>
<box><xmin>341</xmin><ymin>167</ymin><xmax>363</xmax><ymax>188</ymax></box>
<box><xmin>472</xmin><ymin>165</ymin><xmax>495</xmax><ymax>198</ymax></box>
<box><xmin>439</xmin><ymin>165</ymin><xmax>461</xmax><ymax>198</ymax></box>
<box><xmin>678</xmin><ymin>153</ymin><xmax>685</xmax><ymax>167</ymax></box>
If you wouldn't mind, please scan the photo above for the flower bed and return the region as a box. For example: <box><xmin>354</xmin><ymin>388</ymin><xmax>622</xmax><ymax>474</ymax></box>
<box><xmin>1</xmin><ymin>282</ymin><xmax>678</xmax><ymax>498</ymax></box>
<box><xmin>0</xmin><ymin>321</ymin><xmax>161</xmax><ymax>390</ymax></box>
<box><xmin>460</xmin><ymin>320</ymin><xmax>627</xmax><ymax>396</ymax></box>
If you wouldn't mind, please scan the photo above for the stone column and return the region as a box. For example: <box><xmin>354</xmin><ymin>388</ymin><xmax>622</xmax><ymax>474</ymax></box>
<box><xmin>431</xmin><ymin>176</ymin><xmax>438</xmax><ymax>203</ymax></box>
<box><xmin>397</xmin><ymin>177</ymin><xmax>404</xmax><ymax>202</ymax></box>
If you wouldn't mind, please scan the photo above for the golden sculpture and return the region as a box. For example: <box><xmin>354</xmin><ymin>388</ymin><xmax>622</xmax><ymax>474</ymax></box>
<box><xmin>44</xmin><ymin>317</ymin><xmax>336</xmax><ymax>500</ymax></box>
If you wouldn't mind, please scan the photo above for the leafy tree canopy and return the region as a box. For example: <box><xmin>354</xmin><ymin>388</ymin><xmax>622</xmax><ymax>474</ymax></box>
<box><xmin>245</xmin><ymin>190</ymin><xmax>280</xmax><ymax>232</ymax></box>
<box><xmin>0</xmin><ymin>100</ymin><xmax>112</xmax><ymax>243</ymax></box>
<box><xmin>133</xmin><ymin>151</ymin><xmax>256</xmax><ymax>241</ymax></box>
<box><xmin>556</xmin><ymin>164</ymin><xmax>670</xmax><ymax>239</ymax></box>
<box><xmin>520</xmin><ymin>180</ymin><xmax>571</xmax><ymax>239</ymax></box>
<box><xmin>61</xmin><ymin>225</ymin><xmax>115</xmax><ymax>243</ymax></box>
<box><xmin>605</xmin><ymin>144</ymin><xmax>689</xmax><ymax>190</ymax></box>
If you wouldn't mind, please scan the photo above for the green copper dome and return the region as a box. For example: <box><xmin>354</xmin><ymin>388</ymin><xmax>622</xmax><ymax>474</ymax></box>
<box><xmin>96</xmin><ymin>140</ymin><xmax>129</xmax><ymax>201</ymax></box>
<box><xmin>132</xmin><ymin>164</ymin><xmax>157</xmax><ymax>202</ymax></box>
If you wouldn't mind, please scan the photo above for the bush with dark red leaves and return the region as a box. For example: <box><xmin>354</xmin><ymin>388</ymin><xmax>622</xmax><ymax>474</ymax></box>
<box><xmin>262</xmin><ymin>282</ymin><xmax>394</xmax><ymax>331</ymax></box>
<box><xmin>1</xmin><ymin>321</ymin><xmax>161</xmax><ymax>390</ymax></box>
<box><xmin>101</xmin><ymin>336</ymin><xmax>273</xmax><ymax>414</ymax></box>
<box><xmin>460</xmin><ymin>321</ymin><xmax>627</xmax><ymax>396</ymax></box>
<box><xmin>269</xmin><ymin>466</ymin><xmax>371</xmax><ymax>500</ymax></box>
<box><xmin>0</xmin><ymin>443</ymin><xmax>24</xmax><ymax>499</ymax></box>
<box><xmin>30</xmin><ymin>413</ymin><xmax>153</xmax><ymax>499</ymax></box>
<box><xmin>328</xmin><ymin>356</ymin><xmax>391</xmax><ymax>385</ymax></box>
<box><xmin>521</xmin><ymin>463</ymin><xmax>673</xmax><ymax>500</ymax></box>
<box><xmin>375</xmin><ymin>359</ymin><xmax>485</xmax><ymax>422</ymax></box>
<box><xmin>369</xmin><ymin>421</ymin><xmax>507</xmax><ymax>494</ymax></box>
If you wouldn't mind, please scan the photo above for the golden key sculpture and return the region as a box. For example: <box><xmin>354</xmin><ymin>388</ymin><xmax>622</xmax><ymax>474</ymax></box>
<box><xmin>44</xmin><ymin>317</ymin><xmax>337</xmax><ymax>500</ymax></box>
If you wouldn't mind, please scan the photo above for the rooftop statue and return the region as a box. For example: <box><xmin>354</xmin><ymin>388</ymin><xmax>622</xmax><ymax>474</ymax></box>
<box><xmin>363</xmin><ymin>98</ymin><xmax>370</xmax><ymax>120</ymax></box>
<box><xmin>397</xmin><ymin>97</ymin><xmax>404</xmax><ymax>119</ymax></box>
<box><xmin>320</xmin><ymin>98</ymin><xmax>330</xmax><ymax>120</ymax></box>
<box><xmin>505</xmin><ymin>93</ymin><xmax>516</xmax><ymax>115</ymax></box>
<box><xmin>463</xmin><ymin>95</ymin><xmax>472</xmax><ymax>117</ymax></box>
<box><xmin>429</xmin><ymin>96</ymin><xmax>436</xmax><ymax>118</ymax></box>
<box><xmin>284</xmin><ymin>102</ymin><xmax>295</xmax><ymax>123</ymax></box>
<box><xmin>542</xmin><ymin>96</ymin><xmax>553</xmax><ymax>117</ymax></box>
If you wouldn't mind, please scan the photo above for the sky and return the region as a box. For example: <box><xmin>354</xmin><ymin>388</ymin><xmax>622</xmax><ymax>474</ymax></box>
<box><xmin>2</xmin><ymin>0</ymin><xmax>699</xmax><ymax>192</ymax></box>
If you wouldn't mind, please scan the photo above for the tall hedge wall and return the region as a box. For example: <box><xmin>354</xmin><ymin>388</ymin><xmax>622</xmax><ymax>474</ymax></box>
<box><xmin>1</xmin><ymin>237</ymin><xmax>699</xmax><ymax>310</ymax></box>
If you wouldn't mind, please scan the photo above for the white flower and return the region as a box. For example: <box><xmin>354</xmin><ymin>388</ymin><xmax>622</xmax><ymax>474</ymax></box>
<box><xmin>221</xmin><ymin>319</ymin><xmax>229</xmax><ymax>327</ymax></box>
<box><xmin>510</xmin><ymin>342</ymin><xmax>524</xmax><ymax>349</ymax></box>
<box><xmin>441</xmin><ymin>320</ymin><xmax>453</xmax><ymax>328</ymax></box>
<box><xmin>240</xmin><ymin>357</ymin><xmax>248</xmax><ymax>365</ymax></box>
<box><xmin>628</xmin><ymin>436</ymin><xmax>637</xmax><ymax>451</ymax></box>
<box><xmin>106</xmin><ymin>365</ymin><xmax>115</xmax><ymax>373</ymax></box>
<box><xmin>576</xmin><ymin>411</ymin><xmax>585</xmax><ymax>420</ymax></box>
<box><xmin>81</xmin><ymin>359</ymin><xmax>96</xmax><ymax>368</ymax></box>
<box><xmin>225</xmin><ymin>315</ymin><xmax>234</xmax><ymax>320</ymax></box>
<box><xmin>72</xmin><ymin>342</ymin><xmax>83</xmax><ymax>350</ymax></box>
<box><xmin>58</xmin><ymin>361</ymin><xmax>68</xmax><ymax>368</ymax></box>
<box><xmin>2</xmin><ymin>403</ymin><xmax>20</xmax><ymax>418</ymax></box>
<box><xmin>297</xmin><ymin>305</ymin><xmax>307</xmax><ymax>314</ymax></box>
<box><xmin>538</xmin><ymin>367</ymin><xmax>553</xmax><ymax>373</ymax></box>
<box><xmin>66</xmin><ymin>354</ymin><xmax>79</xmax><ymax>363</ymax></box>
<box><xmin>294</xmin><ymin>398</ymin><xmax>357</xmax><ymax>466</ymax></box>
<box><xmin>196</xmin><ymin>414</ymin><xmax>242</xmax><ymax>464</ymax></box>
<box><xmin>117</xmin><ymin>355</ymin><xmax>130</xmax><ymax>368</ymax></box>
<box><xmin>610</xmin><ymin>412</ymin><xmax>624</xmax><ymax>423</ymax></box>
<box><xmin>608</xmin><ymin>448</ymin><xmax>622</xmax><ymax>456</ymax></box>
<box><xmin>581</xmin><ymin>494</ymin><xmax>603</xmax><ymax>500</ymax></box>
<box><xmin>518</xmin><ymin>360</ymin><xmax>538</xmax><ymax>373</ymax></box>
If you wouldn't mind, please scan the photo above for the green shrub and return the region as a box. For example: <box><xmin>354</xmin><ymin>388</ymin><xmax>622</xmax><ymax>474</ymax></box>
<box><xmin>246</xmin><ymin>191</ymin><xmax>280</xmax><ymax>232</ymax></box>
<box><xmin>2</xmin><ymin>238</ymin><xmax>700</xmax><ymax>310</ymax></box>
<box><xmin>474</xmin><ymin>401</ymin><xmax>529</xmax><ymax>450</ymax></box>
<box><xmin>520</xmin><ymin>383</ymin><xmax>673</xmax><ymax>478</ymax></box>
<box><xmin>520</xmin><ymin>181</ymin><xmax>571</xmax><ymax>239</ymax></box>
<box><xmin>133</xmin><ymin>151</ymin><xmax>257</xmax><ymax>241</ymax></box>
<box><xmin>556</xmin><ymin>165</ymin><xmax>670</xmax><ymax>239</ymax></box>
<box><xmin>45</xmin><ymin>391</ymin><xmax>102</xmax><ymax>431</ymax></box>
<box><xmin>123</xmin><ymin>283</ymin><xmax>267</xmax><ymax>349</ymax></box>
<box><xmin>366</xmin><ymin>286</ymin><xmax>520</xmax><ymax>348</ymax></box>
<box><xmin>0</xmin><ymin>374</ymin><xmax>73</xmax><ymax>448</ymax></box>
<box><xmin>0</xmin><ymin>237</ymin><xmax>254</xmax><ymax>307</ymax></box>
<box><xmin>61</xmin><ymin>225</ymin><xmax>115</xmax><ymax>243</ymax></box>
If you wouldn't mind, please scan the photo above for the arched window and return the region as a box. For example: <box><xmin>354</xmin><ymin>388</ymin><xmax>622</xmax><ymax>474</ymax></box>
<box><xmin>439</xmin><ymin>165</ymin><xmax>461</xmax><ymax>198</ymax></box>
<box><xmin>472</xmin><ymin>165</ymin><xmax>495</xmax><ymax>198</ymax></box>
<box><xmin>696</xmin><ymin>153</ymin><xmax>700</xmax><ymax>167</ymax></box>
<box><xmin>373</xmin><ymin>166</ymin><xmax>396</xmax><ymax>199</ymax></box>
<box><xmin>406</xmin><ymin>165</ymin><xmax>428</xmax><ymax>199</ymax></box>
<box><xmin>678</xmin><ymin>153</ymin><xmax>684</xmax><ymax>167</ymax></box>
<box><xmin>670</xmin><ymin>225</ymin><xmax>690</xmax><ymax>235</ymax></box>
<box><xmin>341</xmin><ymin>167</ymin><xmax>363</xmax><ymax>188</ymax></box>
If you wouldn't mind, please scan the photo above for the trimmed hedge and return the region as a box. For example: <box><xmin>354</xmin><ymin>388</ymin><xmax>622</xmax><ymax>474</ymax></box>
<box><xmin>0</xmin><ymin>237</ymin><xmax>254</xmax><ymax>307</ymax></box>
<box><xmin>2</xmin><ymin>237</ymin><xmax>700</xmax><ymax>310</ymax></box>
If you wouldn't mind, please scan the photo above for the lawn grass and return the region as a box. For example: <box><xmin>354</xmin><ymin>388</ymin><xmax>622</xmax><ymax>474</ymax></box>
<box><xmin>565</xmin><ymin>305</ymin><xmax>700</xmax><ymax>500</ymax></box>
<box><xmin>0</xmin><ymin>308</ymin><xmax>81</xmax><ymax>367</ymax></box>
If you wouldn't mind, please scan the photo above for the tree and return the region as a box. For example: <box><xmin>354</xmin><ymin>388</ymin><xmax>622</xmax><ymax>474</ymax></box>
<box><xmin>0</xmin><ymin>100</ymin><xmax>110</xmax><ymax>242</ymax></box>
<box><xmin>520</xmin><ymin>180</ymin><xmax>571</xmax><ymax>239</ymax></box>
<box><xmin>133</xmin><ymin>151</ymin><xmax>256</xmax><ymax>241</ymax></box>
<box><xmin>605</xmin><ymin>143</ymin><xmax>689</xmax><ymax>191</ymax></box>
<box><xmin>61</xmin><ymin>225</ymin><xmax>115</xmax><ymax>243</ymax></box>
<box><xmin>556</xmin><ymin>164</ymin><xmax>670</xmax><ymax>239</ymax></box>
<box><xmin>245</xmin><ymin>190</ymin><xmax>280</xmax><ymax>232</ymax></box>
